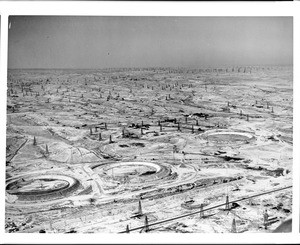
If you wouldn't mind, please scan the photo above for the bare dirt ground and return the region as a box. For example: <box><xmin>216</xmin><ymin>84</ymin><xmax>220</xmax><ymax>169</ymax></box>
<box><xmin>5</xmin><ymin>66</ymin><xmax>293</xmax><ymax>233</ymax></box>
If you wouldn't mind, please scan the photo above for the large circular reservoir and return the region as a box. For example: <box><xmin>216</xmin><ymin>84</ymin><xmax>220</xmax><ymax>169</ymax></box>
<box><xmin>6</xmin><ymin>174</ymin><xmax>80</xmax><ymax>202</ymax></box>
<box><xmin>92</xmin><ymin>161</ymin><xmax>173</xmax><ymax>185</ymax></box>
<box><xmin>202</xmin><ymin>130</ymin><xmax>255</xmax><ymax>143</ymax></box>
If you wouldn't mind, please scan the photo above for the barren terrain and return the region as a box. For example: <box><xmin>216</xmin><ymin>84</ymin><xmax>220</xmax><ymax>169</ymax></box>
<box><xmin>5</xmin><ymin>66</ymin><xmax>293</xmax><ymax>233</ymax></box>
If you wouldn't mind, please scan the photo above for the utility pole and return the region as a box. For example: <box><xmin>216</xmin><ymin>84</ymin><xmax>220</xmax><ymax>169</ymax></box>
<box><xmin>144</xmin><ymin>216</ymin><xmax>149</xmax><ymax>232</ymax></box>
<box><xmin>263</xmin><ymin>210</ymin><xmax>269</xmax><ymax>230</ymax></box>
<box><xmin>200</xmin><ymin>203</ymin><xmax>204</xmax><ymax>218</ymax></box>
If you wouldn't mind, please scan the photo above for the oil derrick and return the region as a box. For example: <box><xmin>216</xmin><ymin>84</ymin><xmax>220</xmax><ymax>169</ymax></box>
<box><xmin>231</xmin><ymin>218</ymin><xmax>237</xmax><ymax>233</ymax></box>
<box><xmin>109</xmin><ymin>135</ymin><xmax>113</xmax><ymax>144</ymax></box>
<box><xmin>200</xmin><ymin>203</ymin><xmax>204</xmax><ymax>218</ymax></box>
<box><xmin>225</xmin><ymin>195</ymin><xmax>230</xmax><ymax>210</ymax></box>
<box><xmin>138</xmin><ymin>200</ymin><xmax>143</xmax><ymax>216</ymax></box>
<box><xmin>173</xmin><ymin>145</ymin><xmax>177</xmax><ymax>154</ymax></box>
<box><xmin>99</xmin><ymin>133</ymin><xmax>102</xmax><ymax>141</ymax></box>
<box><xmin>144</xmin><ymin>215</ymin><xmax>150</xmax><ymax>232</ymax></box>
<box><xmin>33</xmin><ymin>136</ymin><xmax>37</xmax><ymax>146</ymax></box>
<box><xmin>126</xmin><ymin>224</ymin><xmax>130</xmax><ymax>233</ymax></box>
<box><xmin>263</xmin><ymin>209</ymin><xmax>269</xmax><ymax>229</ymax></box>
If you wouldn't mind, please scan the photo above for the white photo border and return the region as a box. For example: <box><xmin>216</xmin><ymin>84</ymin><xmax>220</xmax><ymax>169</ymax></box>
<box><xmin>0</xmin><ymin>1</ymin><xmax>299</xmax><ymax>244</ymax></box>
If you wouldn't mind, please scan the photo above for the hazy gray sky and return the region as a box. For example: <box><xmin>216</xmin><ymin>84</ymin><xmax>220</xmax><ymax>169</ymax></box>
<box><xmin>8</xmin><ymin>16</ymin><xmax>293</xmax><ymax>69</ymax></box>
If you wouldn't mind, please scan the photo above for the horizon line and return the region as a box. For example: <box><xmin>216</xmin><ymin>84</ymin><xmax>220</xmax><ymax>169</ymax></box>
<box><xmin>8</xmin><ymin>64</ymin><xmax>293</xmax><ymax>70</ymax></box>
